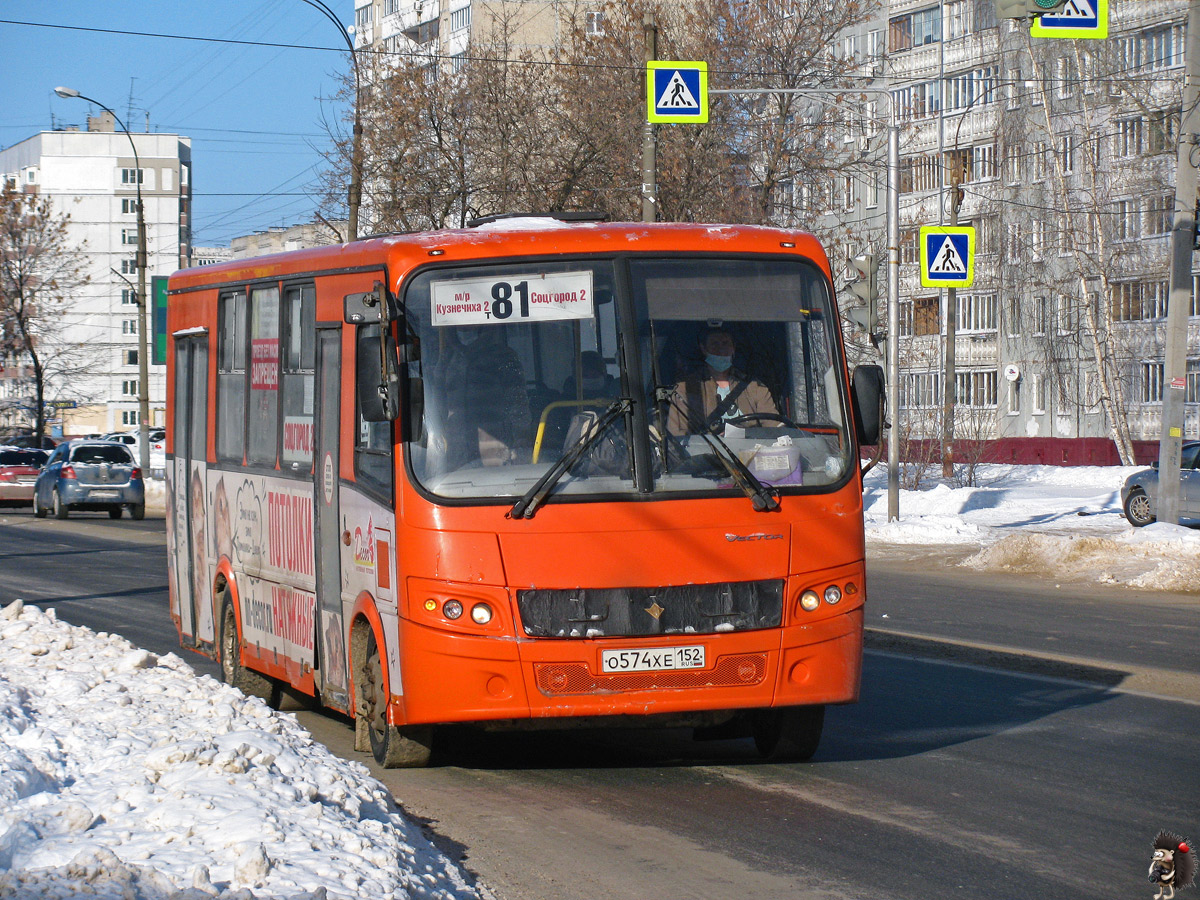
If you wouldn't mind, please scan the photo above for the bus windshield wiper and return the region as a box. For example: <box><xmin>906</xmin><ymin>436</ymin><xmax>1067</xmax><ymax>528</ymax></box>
<box><xmin>658</xmin><ymin>387</ymin><xmax>780</xmax><ymax>512</ymax></box>
<box><xmin>509</xmin><ymin>398</ymin><xmax>631</xmax><ymax>520</ymax></box>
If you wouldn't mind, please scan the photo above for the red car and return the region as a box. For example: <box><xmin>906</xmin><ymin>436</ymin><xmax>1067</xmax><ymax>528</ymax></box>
<box><xmin>0</xmin><ymin>447</ymin><xmax>49</xmax><ymax>507</ymax></box>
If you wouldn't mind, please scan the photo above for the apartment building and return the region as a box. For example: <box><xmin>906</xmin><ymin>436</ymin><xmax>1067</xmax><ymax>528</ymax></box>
<box><xmin>829</xmin><ymin>0</ymin><xmax>1194</xmax><ymax>460</ymax></box>
<box><xmin>0</xmin><ymin>112</ymin><xmax>191</xmax><ymax>436</ymax></box>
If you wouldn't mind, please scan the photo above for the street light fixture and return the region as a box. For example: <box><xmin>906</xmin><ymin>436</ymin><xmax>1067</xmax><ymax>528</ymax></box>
<box><xmin>54</xmin><ymin>85</ymin><xmax>151</xmax><ymax>473</ymax></box>
<box><xmin>298</xmin><ymin>0</ymin><xmax>362</xmax><ymax>241</ymax></box>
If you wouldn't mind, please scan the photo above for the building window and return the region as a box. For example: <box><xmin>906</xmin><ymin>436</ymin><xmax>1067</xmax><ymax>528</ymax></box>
<box><xmin>1006</xmin><ymin>296</ymin><xmax>1021</xmax><ymax>336</ymax></box>
<box><xmin>1143</xmin><ymin>361</ymin><xmax>1165</xmax><ymax>402</ymax></box>
<box><xmin>125</xmin><ymin>350</ymin><xmax>138</xmax><ymax>366</ymax></box>
<box><xmin>121</xmin><ymin>228</ymin><xmax>139</xmax><ymax>245</ymax></box>
<box><xmin>1188</xmin><ymin>359</ymin><xmax>1200</xmax><ymax>403</ymax></box>
<box><xmin>121</xmin><ymin>168</ymin><xmax>143</xmax><ymax>185</ymax></box>
<box><xmin>1115</xmin><ymin>118</ymin><xmax>1144</xmax><ymax>157</ymax></box>
<box><xmin>958</xmin><ymin>293</ymin><xmax>997</xmax><ymax>332</ymax></box>
<box><xmin>1115</xmin><ymin>199</ymin><xmax>1139</xmax><ymax>241</ymax></box>
<box><xmin>1032</xmin><ymin>373</ymin><xmax>1046</xmax><ymax>414</ymax></box>
<box><xmin>1058</xmin><ymin>134</ymin><xmax>1075</xmax><ymax>174</ymax></box>
<box><xmin>1007</xmin><ymin>377</ymin><xmax>1021</xmax><ymax>414</ymax></box>
<box><xmin>1145</xmin><ymin>194</ymin><xmax>1173</xmax><ymax>237</ymax></box>
<box><xmin>120</xmin><ymin>258</ymin><xmax>137</xmax><ymax>274</ymax></box>
<box><xmin>121</xmin><ymin>288</ymin><xmax>137</xmax><ymax>305</ymax></box>
<box><xmin>1033</xmin><ymin>296</ymin><xmax>1048</xmax><ymax>335</ymax></box>
<box><xmin>450</xmin><ymin>5</ymin><xmax>472</xmax><ymax>31</ymax></box>
<box><xmin>914</xmin><ymin>295</ymin><xmax>940</xmax><ymax>336</ymax></box>
<box><xmin>1112</xmin><ymin>280</ymin><xmax>1168</xmax><ymax>321</ymax></box>
<box><xmin>956</xmin><ymin>370</ymin><xmax>998</xmax><ymax>407</ymax></box>
<box><xmin>865</xmin><ymin>170</ymin><xmax>879</xmax><ymax>209</ymax></box>
<box><xmin>383</xmin><ymin>0</ymin><xmax>398</xmax><ymax>16</ymax></box>
<box><xmin>122</xmin><ymin>319</ymin><xmax>138</xmax><ymax>335</ymax></box>
<box><xmin>586</xmin><ymin>10</ymin><xmax>604</xmax><ymax>36</ymax></box>
<box><xmin>121</xmin><ymin>410</ymin><xmax>138</xmax><ymax>426</ymax></box>
<box><xmin>355</xmin><ymin>4</ymin><xmax>372</xmax><ymax>31</ymax></box>
<box><xmin>121</xmin><ymin>198</ymin><xmax>137</xmax><ymax>215</ymax></box>
<box><xmin>122</xmin><ymin>379</ymin><xmax>138</xmax><ymax>396</ymax></box>
<box><xmin>1149</xmin><ymin>110</ymin><xmax>1180</xmax><ymax>153</ymax></box>
<box><xmin>901</xmin><ymin>371</ymin><xmax>941</xmax><ymax>408</ymax></box>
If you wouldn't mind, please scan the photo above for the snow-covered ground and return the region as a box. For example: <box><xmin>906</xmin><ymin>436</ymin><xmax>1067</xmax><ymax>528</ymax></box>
<box><xmin>864</xmin><ymin>463</ymin><xmax>1200</xmax><ymax>593</ymax></box>
<box><xmin>2</xmin><ymin>462</ymin><xmax>1196</xmax><ymax>899</ymax></box>
<box><xmin>0</xmin><ymin>599</ymin><xmax>480</xmax><ymax>900</ymax></box>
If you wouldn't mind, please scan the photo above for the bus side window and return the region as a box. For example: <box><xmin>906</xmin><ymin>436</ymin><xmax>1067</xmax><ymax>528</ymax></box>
<box><xmin>281</xmin><ymin>284</ymin><xmax>316</xmax><ymax>475</ymax></box>
<box><xmin>216</xmin><ymin>290</ymin><xmax>247</xmax><ymax>464</ymax></box>
<box><xmin>355</xmin><ymin>323</ymin><xmax>394</xmax><ymax>502</ymax></box>
<box><xmin>247</xmin><ymin>285</ymin><xmax>281</xmax><ymax>468</ymax></box>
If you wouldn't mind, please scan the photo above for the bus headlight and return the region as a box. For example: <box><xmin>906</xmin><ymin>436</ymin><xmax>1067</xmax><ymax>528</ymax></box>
<box><xmin>443</xmin><ymin>599</ymin><xmax>464</xmax><ymax>620</ymax></box>
<box><xmin>824</xmin><ymin>585</ymin><xmax>842</xmax><ymax>605</ymax></box>
<box><xmin>471</xmin><ymin>603</ymin><xmax>493</xmax><ymax>625</ymax></box>
<box><xmin>800</xmin><ymin>590</ymin><xmax>821</xmax><ymax>612</ymax></box>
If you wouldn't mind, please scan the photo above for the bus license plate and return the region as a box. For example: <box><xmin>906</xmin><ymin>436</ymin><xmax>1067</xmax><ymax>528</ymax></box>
<box><xmin>601</xmin><ymin>645</ymin><xmax>705</xmax><ymax>674</ymax></box>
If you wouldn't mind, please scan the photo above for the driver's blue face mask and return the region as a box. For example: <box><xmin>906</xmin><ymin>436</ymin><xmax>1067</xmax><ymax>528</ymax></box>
<box><xmin>705</xmin><ymin>354</ymin><xmax>733</xmax><ymax>373</ymax></box>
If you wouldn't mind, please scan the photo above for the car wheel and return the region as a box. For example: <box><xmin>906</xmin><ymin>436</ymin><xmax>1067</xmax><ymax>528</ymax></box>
<box><xmin>752</xmin><ymin>705</ymin><xmax>825</xmax><ymax>762</ymax></box>
<box><xmin>108</xmin><ymin>506</ymin><xmax>123</xmax><ymax>519</ymax></box>
<box><xmin>32</xmin><ymin>492</ymin><xmax>46</xmax><ymax>519</ymax></box>
<box><xmin>53</xmin><ymin>489</ymin><xmax>69</xmax><ymax>520</ymax></box>
<box><xmin>1123</xmin><ymin>488</ymin><xmax>1155</xmax><ymax>528</ymax></box>
<box><xmin>130</xmin><ymin>502</ymin><xmax>145</xmax><ymax>521</ymax></box>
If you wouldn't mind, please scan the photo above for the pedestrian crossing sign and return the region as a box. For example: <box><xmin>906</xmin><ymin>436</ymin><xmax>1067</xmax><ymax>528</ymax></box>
<box><xmin>647</xmin><ymin>61</ymin><xmax>709</xmax><ymax>124</ymax></box>
<box><xmin>920</xmin><ymin>226</ymin><xmax>975</xmax><ymax>288</ymax></box>
<box><xmin>1030</xmin><ymin>0</ymin><xmax>1107</xmax><ymax>40</ymax></box>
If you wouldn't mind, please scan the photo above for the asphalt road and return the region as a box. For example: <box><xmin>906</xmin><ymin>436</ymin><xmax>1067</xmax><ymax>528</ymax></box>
<box><xmin>2</xmin><ymin>510</ymin><xmax>1197</xmax><ymax>900</ymax></box>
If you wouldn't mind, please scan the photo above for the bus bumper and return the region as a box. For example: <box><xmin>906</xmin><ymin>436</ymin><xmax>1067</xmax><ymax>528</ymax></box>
<box><xmin>394</xmin><ymin>607</ymin><xmax>862</xmax><ymax>726</ymax></box>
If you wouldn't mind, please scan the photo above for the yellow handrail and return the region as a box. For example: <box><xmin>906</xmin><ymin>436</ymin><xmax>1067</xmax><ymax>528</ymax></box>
<box><xmin>532</xmin><ymin>398</ymin><xmax>610</xmax><ymax>462</ymax></box>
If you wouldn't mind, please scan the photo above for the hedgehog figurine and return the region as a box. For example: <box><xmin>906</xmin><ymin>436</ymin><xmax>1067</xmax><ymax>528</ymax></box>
<box><xmin>1150</xmin><ymin>831</ymin><xmax>1196</xmax><ymax>900</ymax></box>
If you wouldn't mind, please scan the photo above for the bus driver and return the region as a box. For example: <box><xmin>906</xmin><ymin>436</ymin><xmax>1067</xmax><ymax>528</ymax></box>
<box><xmin>667</xmin><ymin>327</ymin><xmax>778</xmax><ymax>436</ymax></box>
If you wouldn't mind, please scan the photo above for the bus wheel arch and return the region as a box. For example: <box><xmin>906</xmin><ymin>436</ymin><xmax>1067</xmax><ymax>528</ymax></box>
<box><xmin>350</xmin><ymin>614</ymin><xmax>433</xmax><ymax>768</ymax></box>
<box><xmin>216</xmin><ymin>576</ymin><xmax>280</xmax><ymax>708</ymax></box>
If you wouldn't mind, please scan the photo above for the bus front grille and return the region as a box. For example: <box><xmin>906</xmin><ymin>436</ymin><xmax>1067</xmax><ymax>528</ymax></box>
<box><xmin>517</xmin><ymin>579</ymin><xmax>784</xmax><ymax>638</ymax></box>
<box><xmin>534</xmin><ymin>653</ymin><xmax>768</xmax><ymax>696</ymax></box>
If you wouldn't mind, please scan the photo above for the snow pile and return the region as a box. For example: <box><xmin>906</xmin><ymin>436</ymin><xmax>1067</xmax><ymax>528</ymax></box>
<box><xmin>863</xmin><ymin>463</ymin><xmax>1200</xmax><ymax>590</ymax></box>
<box><xmin>0</xmin><ymin>600</ymin><xmax>479</xmax><ymax>900</ymax></box>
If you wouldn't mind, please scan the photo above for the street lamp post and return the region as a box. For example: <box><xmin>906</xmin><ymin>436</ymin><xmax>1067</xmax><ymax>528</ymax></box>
<box><xmin>299</xmin><ymin>0</ymin><xmax>362</xmax><ymax>241</ymax></box>
<box><xmin>55</xmin><ymin>86</ymin><xmax>150</xmax><ymax>473</ymax></box>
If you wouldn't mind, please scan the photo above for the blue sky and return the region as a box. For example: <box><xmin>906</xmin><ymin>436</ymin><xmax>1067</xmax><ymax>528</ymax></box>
<box><xmin>1</xmin><ymin>2</ymin><xmax>352</xmax><ymax>247</ymax></box>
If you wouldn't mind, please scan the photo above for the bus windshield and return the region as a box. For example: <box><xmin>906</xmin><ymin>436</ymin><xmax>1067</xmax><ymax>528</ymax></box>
<box><xmin>403</xmin><ymin>255</ymin><xmax>850</xmax><ymax>502</ymax></box>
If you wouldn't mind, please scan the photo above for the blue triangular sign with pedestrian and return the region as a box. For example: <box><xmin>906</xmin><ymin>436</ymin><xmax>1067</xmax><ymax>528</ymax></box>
<box><xmin>919</xmin><ymin>225</ymin><xmax>975</xmax><ymax>288</ymax></box>
<box><xmin>658</xmin><ymin>71</ymin><xmax>698</xmax><ymax>110</ymax></box>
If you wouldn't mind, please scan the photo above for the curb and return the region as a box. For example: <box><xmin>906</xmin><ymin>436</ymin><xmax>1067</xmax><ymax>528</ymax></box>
<box><xmin>864</xmin><ymin>628</ymin><xmax>1200</xmax><ymax>704</ymax></box>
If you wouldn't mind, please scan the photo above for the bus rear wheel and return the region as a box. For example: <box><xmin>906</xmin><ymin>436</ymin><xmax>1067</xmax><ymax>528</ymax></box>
<box><xmin>220</xmin><ymin>601</ymin><xmax>280</xmax><ymax>707</ymax></box>
<box><xmin>752</xmin><ymin>705</ymin><xmax>825</xmax><ymax>762</ymax></box>
<box><xmin>358</xmin><ymin>629</ymin><xmax>433</xmax><ymax>768</ymax></box>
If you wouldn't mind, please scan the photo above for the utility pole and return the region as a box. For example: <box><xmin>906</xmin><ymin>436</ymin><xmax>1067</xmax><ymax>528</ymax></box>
<box><xmin>1157</xmin><ymin>0</ymin><xmax>1200</xmax><ymax>524</ymax></box>
<box><xmin>941</xmin><ymin>163</ymin><xmax>963</xmax><ymax>479</ymax></box>
<box><xmin>887</xmin><ymin>122</ymin><xmax>901</xmax><ymax>521</ymax></box>
<box><xmin>641</xmin><ymin>12</ymin><xmax>658</xmax><ymax>223</ymax></box>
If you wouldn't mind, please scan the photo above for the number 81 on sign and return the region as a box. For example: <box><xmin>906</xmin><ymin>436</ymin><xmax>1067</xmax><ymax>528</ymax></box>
<box><xmin>431</xmin><ymin>270</ymin><xmax>595</xmax><ymax>326</ymax></box>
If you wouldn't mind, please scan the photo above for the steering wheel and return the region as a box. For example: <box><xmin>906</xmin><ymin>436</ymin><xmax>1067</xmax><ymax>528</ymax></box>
<box><xmin>726</xmin><ymin>412</ymin><xmax>801</xmax><ymax>429</ymax></box>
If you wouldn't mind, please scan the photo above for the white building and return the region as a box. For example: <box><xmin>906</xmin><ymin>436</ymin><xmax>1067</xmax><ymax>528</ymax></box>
<box><xmin>0</xmin><ymin>112</ymin><xmax>191</xmax><ymax>437</ymax></box>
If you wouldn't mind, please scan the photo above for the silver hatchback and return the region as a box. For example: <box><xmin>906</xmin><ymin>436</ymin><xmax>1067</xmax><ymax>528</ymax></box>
<box><xmin>33</xmin><ymin>440</ymin><xmax>146</xmax><ymax>520</ymax></box>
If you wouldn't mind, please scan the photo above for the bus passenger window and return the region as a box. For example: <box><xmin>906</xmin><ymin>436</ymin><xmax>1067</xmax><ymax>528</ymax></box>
<box><xmin>355</xmin><ymin>324</ymin><xmax>394</xmax><ymax>501</ymax></box>
<box><xmin>216</xmin><ymin>290</ymin><xmax>247</xmax><ymax>463</ymax></box>
<box><xmin>281</xmin><ymin>284</ymin><xmax>315</xmax><ymax>474</ymax></box>
<box><xmin>247</xmin><ymin>285</ymin><xmax>281</xmax><ymax>467</ymax></box>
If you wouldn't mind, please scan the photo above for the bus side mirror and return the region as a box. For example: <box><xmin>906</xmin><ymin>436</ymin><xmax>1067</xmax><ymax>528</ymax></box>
<box><xmin>357</xmin><ymin>326</ymin><xmax>401</xmax><ymax>422</ymax></box>
<box><xmin>851</xmin><ymin>364</ymin><xmax>885</xmax><ymax>446</ymax></box>
<box><xmin>344</xmin><ymin>282</ymin><xmax>389</xmax><ymax>324</ymax></box>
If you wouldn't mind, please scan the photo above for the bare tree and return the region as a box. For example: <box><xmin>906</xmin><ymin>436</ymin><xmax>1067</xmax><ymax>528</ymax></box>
<box><xmin>0</xmin><ymin>180</ymin><xmax>91</xmax><ymax>443</ymax></box>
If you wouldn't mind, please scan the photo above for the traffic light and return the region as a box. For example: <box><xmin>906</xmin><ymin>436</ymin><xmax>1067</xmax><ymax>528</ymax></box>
<box><xmin>996</xmin><ymin>0</ymin><xmax>1067</xmax><ymax>19</ymax></box>
<box><xmin>845</xmin><ymin>253</ymin><xmax>879</xmax><ymax>335</ymax></box>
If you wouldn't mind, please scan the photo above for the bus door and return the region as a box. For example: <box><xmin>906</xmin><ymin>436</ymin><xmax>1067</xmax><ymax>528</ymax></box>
<box><xmin>172</xmin><ymin>333</ymin><xmax>212</xmax><ymax>648</ymax></box>
<box><xmin>313</xmin><ymin>326</ymin><xmax>349</xmax><ymax>709</ymax></box>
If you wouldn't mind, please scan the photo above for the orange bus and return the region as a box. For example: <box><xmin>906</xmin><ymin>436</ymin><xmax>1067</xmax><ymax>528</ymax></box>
<box><xmin>166</xmin><ymin>217</ymin><xmax>884</xmax><ymax>767</ymax></box>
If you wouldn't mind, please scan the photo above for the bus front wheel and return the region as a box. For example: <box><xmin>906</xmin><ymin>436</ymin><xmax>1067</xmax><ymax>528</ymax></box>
<box><xmin>357</xmin><ymin>628</ymin><xmax>433</xmax><ymax>768</ymax></box>
<box><xmin>752</xmin><ymin>705</ymin><xmax>825</xmax><ymax>762</ymax></box>
<box><xmin>220</xmin><ymin>600</ymin><xmax>280</xmax><ymax>707</ymax></box>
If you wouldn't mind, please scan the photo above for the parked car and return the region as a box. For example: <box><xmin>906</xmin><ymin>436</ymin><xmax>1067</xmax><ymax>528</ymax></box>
<box><xmin>103</xmin><ymin>429</ymin><xmax>166</xmax><ymax>453</ymax></box>
<box><xmin>1121</xmin><ymin>440</ymin><xmax>1200</xmax><ymax>527</ymax></box>
<box><xmin>0</xmin><ymin>432</ymin><xmax>58</xmax><ymax>449</ymax></box>
<box><xmin>33</xmin><ymin>440</ymin><xmax>145</xmax><ymax>520</ymax></box>
<box><xmin>0</xmin><ymin>447</ymin><xmax>50</xmax><ymax>507</ymax></box>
